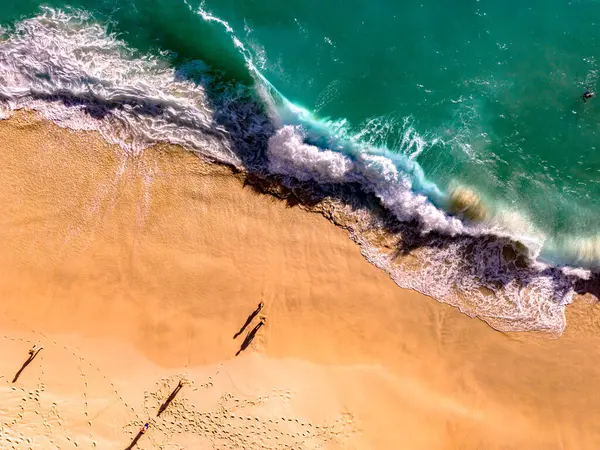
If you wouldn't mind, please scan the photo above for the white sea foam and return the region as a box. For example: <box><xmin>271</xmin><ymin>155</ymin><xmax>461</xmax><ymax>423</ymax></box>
<box><xmin>267</xmin><ymin>126</ymin><xmax>353</xmax><ymax>183</ymax></box>
<box><xmin>0</xmin><ymin>7</ymin><xmax>241</xmax><ymax>167</ymax></box>
<box><xmin>267</xmin><ymin>125</ymin><xmax>466</xmax><ymax>234</ymax></box>
<box><xmin>0</xmin><ymin>8</ymin><xmax>585</xmax><ymax>334</ymax></box>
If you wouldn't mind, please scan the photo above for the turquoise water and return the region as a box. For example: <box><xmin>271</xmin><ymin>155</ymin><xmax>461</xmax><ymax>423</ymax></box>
<box><xmin>202</xmin><ymin>0</ymin><xmax>600</xmax><ymax>252</ymax></box>
<box><xmin>0</xmin><ymin>1</ymin><xmax>597</xmax><ymax>331</ymax></box>
<box><xmin>4</xmin><ymin>0</ymin><xmax>600</xmax><ymax>256</ymax></box>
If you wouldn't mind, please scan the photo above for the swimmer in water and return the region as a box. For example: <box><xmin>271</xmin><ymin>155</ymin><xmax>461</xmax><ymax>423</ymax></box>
<box><xmin>583</xmin><ymin>90</ymin><xmax>595</xmax><ymax>102</ymax></box>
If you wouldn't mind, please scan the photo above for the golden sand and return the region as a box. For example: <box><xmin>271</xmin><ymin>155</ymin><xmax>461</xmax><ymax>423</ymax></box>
<box><xmin>0</xmin><ymin>112</ymin><xmax>600</xmax><ymax>449</ymax></box>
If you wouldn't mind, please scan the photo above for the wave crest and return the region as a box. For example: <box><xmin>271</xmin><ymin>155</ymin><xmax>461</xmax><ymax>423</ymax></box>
<box><xmin>449</xmin><ymin>186</ymin><xmax>488</xmax><ymax>221</ymax></box>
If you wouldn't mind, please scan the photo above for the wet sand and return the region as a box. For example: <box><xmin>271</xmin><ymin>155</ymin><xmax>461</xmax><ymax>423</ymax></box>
<box><xmin>0</xmin><ymin>112</ymin><xmax>600</xmax><ymax>449</ymax></box>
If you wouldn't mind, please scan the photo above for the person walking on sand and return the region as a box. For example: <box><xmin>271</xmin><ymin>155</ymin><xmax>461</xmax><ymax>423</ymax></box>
<box><xmin>125</xmin><ymin>421</ymin><xmax>150</xmax><ymax>450</ymax></box>
<box><xmin>233</xmin><ymin>301</ymin><xmax>265</xmax><ymax>340</ymax></box>
<box><xmin>13</xmin><ymin>344</ymin><xmax>43</xmax><ymax>383</ymax></box>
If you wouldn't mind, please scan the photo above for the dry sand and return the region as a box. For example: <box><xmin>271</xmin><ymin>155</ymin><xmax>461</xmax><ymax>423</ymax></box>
<box><xmin>0</xmin><ymin>112</ymin><xmax>600</xmax><ymax>449</ymax></box>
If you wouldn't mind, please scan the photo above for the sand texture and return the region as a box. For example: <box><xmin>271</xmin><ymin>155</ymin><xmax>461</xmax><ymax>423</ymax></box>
<box><xmin>0</xmin><ymin>112</ymin><xmax>600</xmax><ymax>449</ymax></box>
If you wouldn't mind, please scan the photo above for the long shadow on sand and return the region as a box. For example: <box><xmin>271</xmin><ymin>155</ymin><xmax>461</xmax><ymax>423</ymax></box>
<box><xmin>233</xmin><ymin>301</ymin><xmax>264</xmax><ymax>339</ymax></box>
<box><xmin>124</xmin><ymin>430</ymin><xmax>145</xmax><ymax>450</ymax></box>
<box><xmin>12</xmin><ymin>348</ymin><xmax>42</xmax><ymax>383</ymax></box>
<box><xmin>157</xmin><ymin>381</ymin><xmax>184</xmax><ymax>417</ymax></box>
<box><xmin>236</xmin><ymin>318</ymin><xmax>266</xmax><ymax>357</ymax></box>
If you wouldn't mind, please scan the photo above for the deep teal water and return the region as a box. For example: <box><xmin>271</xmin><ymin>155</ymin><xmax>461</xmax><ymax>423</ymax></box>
<box><xmin>2</xmin><ymin>0</ymin><xmax>600</xmax><ymax>258</ymax></box>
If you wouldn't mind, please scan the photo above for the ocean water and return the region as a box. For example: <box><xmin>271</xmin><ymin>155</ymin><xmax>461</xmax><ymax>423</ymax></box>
<box><xmin>0</xmin><ymin>1</ymin><xmax>598</xmax><ymax>333</ymax></box>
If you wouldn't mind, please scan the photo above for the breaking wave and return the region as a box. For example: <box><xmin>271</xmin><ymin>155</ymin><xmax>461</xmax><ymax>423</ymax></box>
<box><xmin>0</xmin><ymin>6</ymin><xmax>592</xmax><ymax>334</ymax></box>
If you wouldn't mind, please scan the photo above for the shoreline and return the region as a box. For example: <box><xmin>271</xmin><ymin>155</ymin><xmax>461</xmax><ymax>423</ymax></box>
<box><xmin>1</xmin><ymin>112</ymin><xmax>600</xmax><ymax>448</ymax></box>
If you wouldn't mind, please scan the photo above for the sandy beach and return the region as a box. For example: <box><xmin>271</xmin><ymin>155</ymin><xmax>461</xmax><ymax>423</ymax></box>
<box><xmin>0</xmin><ymin>112</ymin><xmax>600</xmax><ymax>449</ymax></box>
